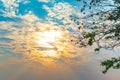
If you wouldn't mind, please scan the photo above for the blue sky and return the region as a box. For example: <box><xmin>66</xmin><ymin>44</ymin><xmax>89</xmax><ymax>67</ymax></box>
<box><xmin>0</xmin><ymin>0</ymin><xmax>120</xmax><ymax>80</ymax></box>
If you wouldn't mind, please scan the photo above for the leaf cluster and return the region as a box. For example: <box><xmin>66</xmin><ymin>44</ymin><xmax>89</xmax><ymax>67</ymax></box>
<box><xmin>101</xmin><ymin>57</ymin><xmax>120</xmax><ymax>74</ymax></box>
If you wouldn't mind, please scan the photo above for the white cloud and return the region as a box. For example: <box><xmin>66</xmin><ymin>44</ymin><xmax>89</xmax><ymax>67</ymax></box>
<box><xmin>1</xmin><ymin>0</ymin><xmax>19</xmax><ymax>17</ymax></box>
<box><xmin>43</xmin><ymin>2</ymin><xmax>85</xmax><ymax>32</ymax></box>
<box><xmin>38</xmin><ymin>0</ymin><xmax>55</xmax><ymax>3</ymax></box>
<box><xmin>19</xmin><ymin>12</ymin><xmax>40</xmax><ymax>23</ymax></box>
<box><xmin>1</xmin><ymin>0</ymin><xmax>30</xmax><ymax>17</ymax></box>
<box><xmin>43</xmin><ymin>2</ymin><xmax>73</xmax><ymax>22</ymax></box>
<box><xmin>22</xmin><ymin>0</ymin><xmax>30</xmax><ymax>4</ymax></box>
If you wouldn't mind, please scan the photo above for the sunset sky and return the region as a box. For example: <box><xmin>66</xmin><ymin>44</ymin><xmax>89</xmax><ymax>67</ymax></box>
<box><xmin>0</xmin><ymin>0</ymin><xmax>120</xmax><ymax>80</ymax></box>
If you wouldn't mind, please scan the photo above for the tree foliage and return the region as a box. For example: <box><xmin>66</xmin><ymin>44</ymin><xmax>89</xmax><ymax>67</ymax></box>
<box><xmin>72</xmin><ymin>0</ymin><xmax>120</xmax><ymax>73</ymax></box>
<box><xmin>101</xmin><ymin>57</ymin><xmax>120</xmax><ymax>74</ymax></box>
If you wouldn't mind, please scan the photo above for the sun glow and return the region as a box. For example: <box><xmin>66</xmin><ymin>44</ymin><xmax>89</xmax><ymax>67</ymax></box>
<box><xmin>35</xmin><ymin>30</ymin><xmax>62</xmax><ymax>57</ymax></box>
<box><xmin>10</xmin><ymin>23</ymin><xmax>82</xmax><ymax>66</ymax></box>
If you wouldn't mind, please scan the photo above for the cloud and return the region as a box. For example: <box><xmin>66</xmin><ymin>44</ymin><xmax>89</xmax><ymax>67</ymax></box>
<box><xmin>19</xmin><ymin>11</ymin><xmax>40</xmax><ymax>23</ymax></box>
<box><xmin>43</xmin><ymin>2</ymin><xmax>73</xmax><ymax>24</ymax></box>
<box><xmin>38</xmin><ymin>0</ymin><xmax>55</xmax><ymax>3</ymax></box>
<box><xmin>1</xmin><ymin>0</ymin><xmax>19</xmax><ymax>17</ymax></box>
<box><xmin>0</xmin><ymin>0</ymin><xmax>30</xmax><ymax>17</ymax></box>
<box><xmin>43</xmin><ymin>2</ymin><xmax>86</xmax><ymax>33</ymax></box>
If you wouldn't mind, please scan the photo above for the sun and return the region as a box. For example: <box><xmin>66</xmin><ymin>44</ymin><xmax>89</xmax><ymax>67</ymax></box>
<box><xmin>35</xmin><ymin>30</ymin><xmax>62</xmax><ymax>57</ymax></box>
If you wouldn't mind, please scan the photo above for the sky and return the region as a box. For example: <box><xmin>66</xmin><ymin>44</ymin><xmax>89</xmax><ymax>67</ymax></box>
<box><xmin>0</xmin><ymin>0</ymin><xmax>120</xmax><ymax>80</ymax></box>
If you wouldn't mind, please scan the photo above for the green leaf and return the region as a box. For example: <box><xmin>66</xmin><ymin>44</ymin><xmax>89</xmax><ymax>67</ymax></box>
<box><xmin>94</xmin><ymin>48</ymin><xmax>100</xmax><ymax>51</ymax></box>
<box><xmin>88</xmin><ymin>38</ymin><xmax>93</xmax><ymax>45</ymax></box>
